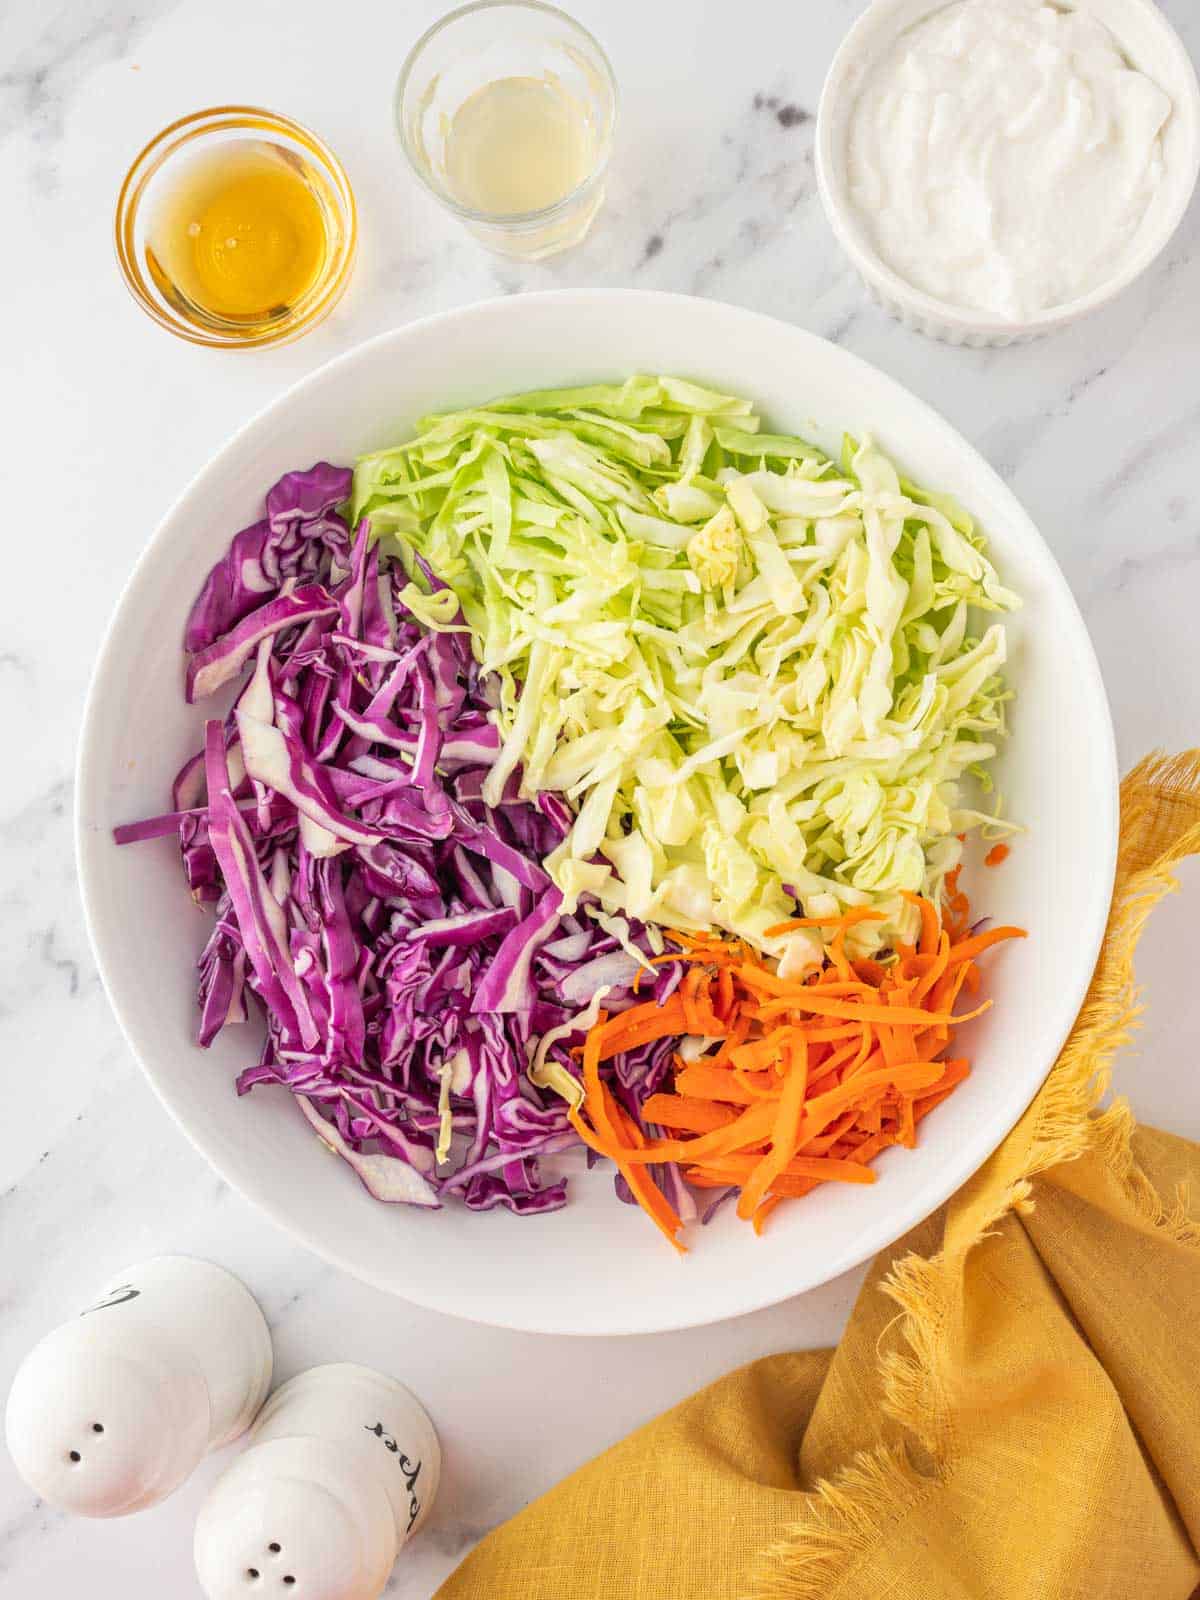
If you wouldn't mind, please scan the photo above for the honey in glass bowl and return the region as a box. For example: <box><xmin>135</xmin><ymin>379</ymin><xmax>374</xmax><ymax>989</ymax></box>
<box><xmin>116</xmin><ymin>107</ymin><xmax>356</xmax><ymax>349</ymax></box>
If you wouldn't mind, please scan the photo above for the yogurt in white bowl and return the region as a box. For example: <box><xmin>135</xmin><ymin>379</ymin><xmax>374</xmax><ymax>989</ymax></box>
<box><xmin>817</xmin><ymin>0</ymin><xmax>1200</xmax><ymax>344</ymax></box>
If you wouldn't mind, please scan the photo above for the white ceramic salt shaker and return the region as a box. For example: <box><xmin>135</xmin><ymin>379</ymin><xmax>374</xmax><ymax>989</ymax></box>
<box><xmin>194</xmin><ymin>1363</ymin><xmax>440</xmax><ymax>1600</ymax></box>
<box><xmin>5</xmin><ymin>1256</ymin><xmax>272</xmax><ymax>1518</ymax></box>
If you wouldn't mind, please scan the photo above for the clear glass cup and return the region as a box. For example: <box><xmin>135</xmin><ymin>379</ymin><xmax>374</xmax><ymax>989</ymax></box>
<box><xmin>396</xmin><ymin>1</ymin><xmax>617</xmax><ymax>261</ymax></box>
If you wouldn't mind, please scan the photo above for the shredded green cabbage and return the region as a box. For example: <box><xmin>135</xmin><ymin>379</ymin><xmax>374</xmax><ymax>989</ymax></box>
<box><xmin>352</xmin><ymin>377</ymin><xmax>1019</xmax><ymax>959</ymax></box>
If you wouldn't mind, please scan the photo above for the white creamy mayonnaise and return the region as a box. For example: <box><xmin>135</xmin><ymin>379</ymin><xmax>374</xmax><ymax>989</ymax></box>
<box><xmin>845</xmin><ymin>0</ymin><xmax>1173</xmax><ymax>318</ymax></box>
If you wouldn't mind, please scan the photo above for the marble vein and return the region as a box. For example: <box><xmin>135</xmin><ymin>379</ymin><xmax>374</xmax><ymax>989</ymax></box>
<box><xmin>0</xmin><ymin>0</ymin><xmax>179</xmax><ymax>197</ymax></box>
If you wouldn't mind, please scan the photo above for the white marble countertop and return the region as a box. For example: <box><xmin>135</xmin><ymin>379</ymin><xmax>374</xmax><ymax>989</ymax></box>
<box><xmin>3</xmin><ymin>0</ymin><xmax>1199</xmax><ymax>1593</ymax></box>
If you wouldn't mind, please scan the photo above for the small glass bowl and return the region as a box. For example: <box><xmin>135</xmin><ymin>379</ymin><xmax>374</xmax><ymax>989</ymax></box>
<box><xmin>115</xmin><ymin>106</ymin><xmax>357</xmax><ymax>349</ymax></box>
<box><xmin>396</xmin><ymin>1</ymin><xmax>617</xmax><ymax>261</ymax></box>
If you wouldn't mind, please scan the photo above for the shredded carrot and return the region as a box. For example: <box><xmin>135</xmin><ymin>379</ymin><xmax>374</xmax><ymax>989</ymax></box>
<box><xmin>571</xmin><ymin>1020</ymin><xmax>686</xmax><ymax>1253</ymax></box>
<box><xmin>901</xmin><ymin>891</ymin><xmax>940</xmax><ymax>956</ymax></box>
<box><xmin>692</xmin><ymin>1151</ymin><xmax>874</xmax><ymax>1188</ymax></box>
<box><xmin>640</xmin><ymin>1094</ymin><xmax>738</xmax><ymax>1134</ymax></box>
<box><xmin>985</xmin><ymin>842</ymin><xmax>1010</xmax><ymax>868</ymax></box>
<box><xmin>567</xmin><ymin>888</ymin><xmax>1025</xmax><ymax>1246</ymax></box>
<box><xmin>942</xmin><ymin>865</ymin><xmax>971</xmax><ymax>940</ymax></box>
<box><xmin>764</xmin><ymin>907</ymin><xmax>886</xmax><ymax>938</ymax></box>
<box><xmin>675</xmin><ymin>1063</ymin><xmax>771</xmax><ymax>1103</ymax></box>
<box><xmin>716</xmin><ymin>965</ymin><xmax>735</xmax><ymax>1020</ymax></box>
<box><xmin>752</xmin><ymin>1194</ymin><xmax>785</xmax><ymax>1234</ymax></box>
<box><xmin>769</xmin><ymin>1164</ymin><xmax>877</xmax><ymax>1194</ymax></box>
<box><xmin>753</xmin><ymin>991</ymin><xmax>990</xmax><ymax>1026</ymax></box>
<box><xmin>735</xmin><ymin>1032</ymin><xmax>809</xmax><ymax>1220</ymax></box>
<box><xmin>945</xmin><ymin>926</ymin><xmax>1027</xmax><ymax>966</ymax></box>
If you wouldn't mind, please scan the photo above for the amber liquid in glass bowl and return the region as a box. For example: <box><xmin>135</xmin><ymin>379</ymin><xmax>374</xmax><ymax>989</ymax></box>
<box><xmin>145</xmin><ymin>140</ymin><xmax>336</xmax><ymax>333</ymax></box>
<box><xmin>116</xmin><ymin>107</ymin><xmax>356</xmax><ymax>349</ymax></box>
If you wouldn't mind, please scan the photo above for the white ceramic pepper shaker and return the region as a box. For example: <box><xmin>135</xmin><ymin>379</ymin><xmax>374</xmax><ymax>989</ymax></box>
<box><xmin>5</xmin><ymin>1256</ymin><xmax>272</xmax><ymax>1518</ymax></box>
<box><xmin>194</xmin><ymin>1363</ymin><xmax>440</xmax><ymax>1600</ymax></box>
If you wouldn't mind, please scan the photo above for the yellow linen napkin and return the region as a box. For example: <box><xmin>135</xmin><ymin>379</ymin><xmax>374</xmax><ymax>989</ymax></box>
<box><xmin>437</xmin><ymin>754</ymin><xmax>1200</xmax><ymax>1600</ymax></box>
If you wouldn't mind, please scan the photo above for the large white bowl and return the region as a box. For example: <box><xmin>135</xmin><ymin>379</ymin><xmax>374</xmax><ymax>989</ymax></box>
<box><xmin>77</xmin><ymin>290</ymin><xmax>1117</xmax><ymax>1335</ymax></box>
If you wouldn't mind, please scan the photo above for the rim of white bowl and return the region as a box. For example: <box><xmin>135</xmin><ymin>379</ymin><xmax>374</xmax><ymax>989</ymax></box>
<box><xmin>75</xmin><ymin>290</ymin><xmax>1119</xmax><ymax>1334</ymax></box>
<box><xmin>816</xmin><ymin>0</ymin><xmax>1200</xmax><ymax>342</ymax></box>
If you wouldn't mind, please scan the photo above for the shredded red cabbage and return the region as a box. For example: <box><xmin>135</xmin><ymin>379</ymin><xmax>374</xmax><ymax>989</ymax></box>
<box><xmin>116</xmin><ymin>464</ymin><xmax>685</xmax><ymax>1218</ymax></box>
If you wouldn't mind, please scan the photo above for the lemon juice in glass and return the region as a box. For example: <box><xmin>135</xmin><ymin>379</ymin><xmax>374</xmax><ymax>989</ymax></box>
<box><xmin>397</xmin><ymin>1</ymin><xmax>617</xmax><ymax>261</ymax></box>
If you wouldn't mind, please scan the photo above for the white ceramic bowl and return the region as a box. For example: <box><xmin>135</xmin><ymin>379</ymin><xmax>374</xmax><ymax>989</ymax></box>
<box><xmin>816</xmin><ymin>0</ymin><xmax>1200</xmax><ymax>346</ymax></box>
<box><xmin>77</xmin><ymin>290</ymin><xmax>1117</xmax><ymax>1335</ymax></box>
